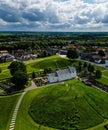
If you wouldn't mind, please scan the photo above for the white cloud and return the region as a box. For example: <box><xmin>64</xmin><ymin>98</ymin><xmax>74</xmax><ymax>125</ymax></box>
<box><xmin>0</xmin><ymin>18</ymin><xmax>8</xmax><ymax>25</ymax></box>
<box><xmin>94</xmin><ymin>0</ymin><xmax>108</xmax><ymax>3</ymax></box>
<box><xmin>0</xmin><ymin>0</ymin><xmax>108</xmax><ymax>31</ymax></box>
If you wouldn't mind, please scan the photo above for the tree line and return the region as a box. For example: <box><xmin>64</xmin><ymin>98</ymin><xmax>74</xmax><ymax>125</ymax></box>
<box><xmin>0</xmin><ymin>33</ymin><xmax>108</xmax><ymax>51</ymax></box>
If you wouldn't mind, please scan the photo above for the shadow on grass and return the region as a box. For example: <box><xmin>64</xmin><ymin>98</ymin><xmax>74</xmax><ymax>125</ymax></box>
<box><xmin>4</xmin><ymin>85</ymin><xmax>24</xmax><ymax>95</ymax></box>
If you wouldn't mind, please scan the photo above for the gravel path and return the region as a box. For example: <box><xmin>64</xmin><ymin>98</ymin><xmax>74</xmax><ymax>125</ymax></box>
<box><xmin>9</xmin><ymin>81</ymin><xmax>37</xmax><ymax>130</ymax></box>
<box><xmin>9</xmin><ymin>92</ymin><xmax>26</xmax><ymax>130</ymax></box>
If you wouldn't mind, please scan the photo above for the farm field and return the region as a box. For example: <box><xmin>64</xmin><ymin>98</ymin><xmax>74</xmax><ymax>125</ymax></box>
<box><xmin>15</xmin><ymin>79</ymin><xmax>108</xmax><ymax>130</ymax></box>
<box><xmin>0</xmin><ymin>94</ymin><xmax>20</xmax><ymax>130</ymax></box>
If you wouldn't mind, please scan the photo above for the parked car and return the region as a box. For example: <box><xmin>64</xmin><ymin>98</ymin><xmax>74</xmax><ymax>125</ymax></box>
<box><xmin>84</xmin><ymin>81</ymin><xmax>92</xmax><ymax>86</ymax></box>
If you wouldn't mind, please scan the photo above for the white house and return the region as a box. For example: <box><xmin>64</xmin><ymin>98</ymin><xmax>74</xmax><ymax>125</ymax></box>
<box><xmin>48</xmin><ymin>67</ymin><xmax>76</xmax><ymax>83</ymax></box>
<box><xmin>105</xmin><ymin>60</ymin><xmax>108</xmax><ymax>67</ymax></box>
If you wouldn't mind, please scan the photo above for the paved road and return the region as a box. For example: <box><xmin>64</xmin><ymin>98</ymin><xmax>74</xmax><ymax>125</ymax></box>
<box><xmin>59</xmin><ymin>54</ymin><xmax>108</xmax><ymax>68</ymax></box>
<box><xmin>9</xmin><ymin>81</ymin><xmax>37</xmax><ymax>130</ymax></box>
<box><xmin>77</xmin><ymin>58</ymin><xmax>107</xmax><ymax>68</ymax></box>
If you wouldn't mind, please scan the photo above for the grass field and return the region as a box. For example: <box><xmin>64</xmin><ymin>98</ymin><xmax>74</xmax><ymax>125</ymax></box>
<box><xmin>0</xmin><ymin>55</ymin><xmax>73</xmax><ymax>80</ymax></box>
<box><xmin>15</xmin><ymin>79</ymin><xmax>108</xmax><ymax>130</ymax></box>
<box><xmin>29</xmin><ymin>56</ymin><xmax>72</xmax><ymax>72</ymax></box>
<box><xmin>95</xmin><ymin>70</ymin><xmax>108</xmax><ymax>86</ymax></box>
<box><xmin>0</xmin><ymin>94</ymin><xmax>20</xmax><ymax>130</ymax></box>
<box><xmin>15</xmin><ymin>88</ymin><xmax>57</xmax><ymax>130</ymax></box>
<box><xmin>102</xmin><ymin>70</ymin><xmax>108</xmax><ymax>77</ymax></box>
<box><xmin>0</xmin><ymin>55</ymin><xmax>108</xmax><ymax>86</ymax></box>
<box><xmin>96</xmin><ymin>77</ymin><xmax>108</xmax><ymax>86</ymax></box>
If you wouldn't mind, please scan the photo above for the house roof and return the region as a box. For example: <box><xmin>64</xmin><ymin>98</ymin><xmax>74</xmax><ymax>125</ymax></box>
<box><xmin>92</xmin><ymin>55</ymin><xmax>102</xmax><ymax>59</ymax></box>
<box><xmin>0</xmin><ymin>50</ymin><xmax>8</xmax><ymax>53</ymax></box>
<box><xmin>48</xmin><ymin>67</ymin><xmax>76</xmax><ymax>78</ymax></box>
<box><xmin>66</xmin><ymin>45</ymin><xmax>76</xmax><ymax>49</ymax></box>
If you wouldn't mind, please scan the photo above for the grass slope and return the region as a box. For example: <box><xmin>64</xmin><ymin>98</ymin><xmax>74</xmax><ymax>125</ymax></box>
<box><xmin>102</xmin><ymin>70</ymin><xmax>108</xmax><ymax>77</ymax></box>
<box><xmin>0</xmin><ymin>55</ymin><xmax>108</xmax><ymax>85</ymax></box>
<box><xmin>15</xmin><ymin>89</ymin><xmax>57</xmax><ymax>130</ymax></box>
<box><xmin>0</xmin><ymin>94</ymin><xmax>20</xmax><ymax>130</ymax></box>
<box><xmin>28</xmin><ymin>79</ymin><xmax>108</xmax><ymax>130</ymax></box>
<box><xmin>29</xmin><ymin>56</ymin><xmax>72</xmax><ymax>72</ymax></box>
<box><xmin>0</xmin><ymin>55</ymin><xmax>72</xmax><ymax>80</ymax></box>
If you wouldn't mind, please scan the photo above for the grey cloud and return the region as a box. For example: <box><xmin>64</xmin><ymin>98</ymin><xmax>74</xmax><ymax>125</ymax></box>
<box><xmin>0</xmin><ymin>0</ymin><xmax>108</xmax><ymax>31</ymax></box>
<box><xmin>74</xmin><ymin>15</ymin><xmax>90</xmax><ymax>24</ymax></box>
<box><xmin>0</xmin><ymin>10</ymin><xmax>20</xmax><ymax>22</ymax></box>
<box><xmin>49</xmin><ymin>23</ymin><xmax>71</xmax><ymax>29</ymax></box>
<box><xmin>0</xmin><ymin>3</ymin><xmax>21</xmax><ymax>22</ymax></box>
<box><xmin>22</xmin><ymin>10</ymin><xmax>45</xmax><ymax>22</ymax></box>
<box><xmin>102</xmin><ymin>15</ymin><xmax>108</xmax><ymax>23</ymax></box>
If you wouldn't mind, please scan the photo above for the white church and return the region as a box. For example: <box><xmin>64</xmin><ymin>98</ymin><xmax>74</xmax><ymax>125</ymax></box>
<box><xmin>48</xmin><ymin>66</ymin><xmax>76</xmax><ymax>83</ymax></box>
<box><xmin>105</xmin><ymin>60</ymin><xmax>108</xmax><ymax>67</ymax></box>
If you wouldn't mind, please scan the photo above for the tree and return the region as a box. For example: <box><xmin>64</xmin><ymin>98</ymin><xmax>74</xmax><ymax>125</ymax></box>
<box><xmin>98</xmin><ymin>50</ymin><xmax>105</xmax><ymax>57</ymax></box>
<box><xmin>32</xmin><ymin>71</ymin><xmax>36</xmax><ymax>79</ymax></box>
<box><xmin>95</xmin><ymin>70</ymin><xmax>102</xmax><ymax>78</ymax></box>
<box><xmin>88</xmin><ymin>64</ymin><xmax>94</xmax><ymax>73</ymax></box>
<box><xmin>11</xmin><ymin>70</ymin><xmax>28</xmax><ymax>89</ymax></box>
<box><xmin>87</xmin><ymin>64</ymin><xmax>91</xmax><ymax>72</ymax></box>
<box><xmin>83</xmin><ymin>62</ymin><xmax>87</xmax><ymax>68</ymax></box>
<box><xmin>8</xmin><ymin>61</ymin><xmax>27</xmax><ymax>76</ymax></box>
<box><xmin>67</xmin><ymin>49</ymin><xmax>78</xmax><ymax>59</ymax></box>
<box><xmin>78</xmin><ymin>61</ymin><xmax>82</xmax><ymax>66</ymax></box>
<box><xmin>90</xmin><ymin>65</ymin><xmax>94</xmax><ymax>73</ymax></box>
<box><xmin>44</xmin><ymin>68</ymin><xmax>52</xmax><ymax>74</ymax></box>
<box><xmin>77</xmin><ymin>61</ymin><xmax>82</xmax><ymax>72</ymax></box>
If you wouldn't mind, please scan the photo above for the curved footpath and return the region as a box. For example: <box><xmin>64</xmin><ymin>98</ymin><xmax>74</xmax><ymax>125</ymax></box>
<box><xmin>9</xmin><ymin>81</ymin><xmax>37</xmax><ymax>130</ymax></box>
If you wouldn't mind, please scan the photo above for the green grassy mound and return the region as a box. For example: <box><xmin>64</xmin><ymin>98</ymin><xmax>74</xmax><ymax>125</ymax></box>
<box><xmin>31</xmin><ymin>56</ymin><xmax>72</xmax><ymax>71</ymax></box>
<box><xmin>29</xmin><ymin>79</ymin><xmax>108</xmax><ymax>130</ymax></box>
<box><xmin>0</xmin><ymin>94</ymin><xmax>20</xmax><ymax>130</ymax></box>
<box><xmin>15</xmin><ymin>89</ymin><xmax>56</xmax><ymax>130</ymax></box>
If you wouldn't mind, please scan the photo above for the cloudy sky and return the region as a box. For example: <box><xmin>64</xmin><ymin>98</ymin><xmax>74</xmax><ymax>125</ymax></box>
<box><xmin>0</xmin><ymin>0</ymin><xmax>108</xmax><ymax>31</ymax></box>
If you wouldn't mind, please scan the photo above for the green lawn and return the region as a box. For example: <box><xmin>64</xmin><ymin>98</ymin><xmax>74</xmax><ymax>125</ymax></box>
<box><xmin>0</xmin><ymin>62</ymin><xmax>11</xmax><ymax>70</ymax></box>
<box><xmin>15</xmin><ymin>88</ymin><xmax>57</xmax><ymax>130</ymax></box>
<box><xmin>87</xmin><ymin>120</ymin><xmax>108</xmax><ymax>130</ymax></box>
<box><xmin>0</xmin><ymin>70</ymin><xmax>11</xmax><ymax>80</ymax></box>
<box><xmin>0</xmin><ymin>94</ymin><xmax>20</xmax><ymax>130</ymax></box>
<box><xmin>102</xmin><ymin>70</ymin><xmax>108</xmax><ymax>77</ymax></box>
<box><xmin>29</xmin><ymin>56</ymin><xmax>72</xmax><ymax>73</ymax></box>
<box><xmin>0</xmin><ymin>55</ymin><xmax>72</xmax><ymax>80</ymax></box>
<box><xmin>95</xmin><ymin>70</ymin><xmax>108</xmax><ymax>86</ymax></box>
<box><xmin>0</xmin><ymin>55</ymin><xmax>108</xmax><ymax>87</ymax></box>
<box><xmin>15</xmin><ymin>79</ymin><xmax>108</xmax><ymax>130</ymax></box>
<box><xmin>0</xmin><ymin>57</ymin><xmax>47</xmax><ymax>80</ymax></box>
<box><xmin>96</xmin><ymin>77</ymin><xmax>108</xmax><ymax>86</ymax></box>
